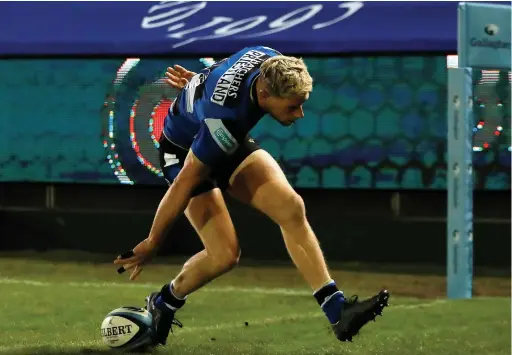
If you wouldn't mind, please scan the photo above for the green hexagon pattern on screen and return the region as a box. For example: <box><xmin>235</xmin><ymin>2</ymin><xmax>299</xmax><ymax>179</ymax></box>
<box><xmin>376</xmin><ymin>168</ymin><xmax>400</xmax><ymax>189</ymax></box>
<box><xmin>349</xmin><ymin>110</ymin><xmax>374</xmax><ymax>140</ymax></box>
<box><xmin>282</xmin><ymin>138</ymin><xmax>308</xmax><ymax>166</ymax></box>
<box><xmin>336</xmin><ymin>84</ymin><xmax>359</xmax><ymax>112</ymax></box>
<box><xmin>0</xmin><ymin>56</ymin><xmax>508</xmax><ymax>190</ymax></box>
<box><xmin>320</xmin><ymin>111</ymin><xmax>349</xmax><ymax>140</ymax></box>
<box><xmin>308</xmin><ymin>84</ymin><xmax>334</xmax><ymax>114</ymax></box>
<box><xmin>296</xmin><ymin>166</ymin><xmax>319</xmax><ymax>188</ymax></box>
<box><xmin>361</xmin><ymin>83</ymin><xmax>385</xmax><ymax>112</ymax></box>
<box><xmin>375</xmin><ymin>108</ymin><xmax>400</xmax><ymax>138</ymax></box>
<box><xmin>322</xmin><ymin>166</ymin><xmax>346</xmax><ymax>188</ymax></box>
<box><xmin>296</xmin><ymin>110</ymin><xmax>319</xmax><ymax>139</ymax></box>
<box><xmin>309</xmin><ymin>139</ymin><xmax>332</xmax><ymax>167</ymax></box>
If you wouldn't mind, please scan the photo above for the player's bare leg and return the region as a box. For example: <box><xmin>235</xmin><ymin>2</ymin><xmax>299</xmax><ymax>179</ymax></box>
<box><xmin>146</xmin><ymin>188</ymin><xmax>240</xmax><ymax>345</ymax></box>
<box><xmin>228</xmin><ymin>149</ymin><xmax>331</xmax><ymax>291</ymax></box>
<box><xmin>172</xmin><ymin>188</ymin><xmax>240</xmax><ymax>297</ymax></box>
<box><xmin>228</xmin><ymin>149</ymin><xmax>389</xmax><ymax>341</ymax></box>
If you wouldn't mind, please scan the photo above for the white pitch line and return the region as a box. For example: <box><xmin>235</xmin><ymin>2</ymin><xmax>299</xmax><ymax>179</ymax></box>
<box><xmin>179</xmin><ymin>299</ymin><xmax>447</xmax><ymax>333</ymax></box>
<box><xmin>0</xmin><ymin>278</ymin><xmax>49</xmax><ymax>286</ymax></box>
<box><xmin>0</xmin><ymin>300</ymin><xmax>446</xmax><ymax>353</ymax></box>
<box><xmin>0</xmin><ymin>277</ymin><xmax>311</xmax><ymax>296</ymax></box>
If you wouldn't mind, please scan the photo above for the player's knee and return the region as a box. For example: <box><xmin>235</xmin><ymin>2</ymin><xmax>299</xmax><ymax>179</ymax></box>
<box><xmin>288</xmin><ymin>192</ymin><xmax>306</xmax><ymax>223</ymax></box>
<box><xmin>275</xmin><ymin>192</ymin><xmax>306</xmax><ymax>226</ymax></box>
<box><xmin>214</xmin><ymin>245</ymin><xmax>240</xmax><ymax>271</ymax></box>
<box><xmin>219</xmin><ymin>248</ymin><xmax>240</xmax><ymax>270</ymax></box>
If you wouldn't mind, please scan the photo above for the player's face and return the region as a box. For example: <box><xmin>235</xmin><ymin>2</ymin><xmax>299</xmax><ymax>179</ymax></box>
<box><xmin>265</xmin><ymin>94</ymin><xmax>309</xmax><ymax>127</ymax></box>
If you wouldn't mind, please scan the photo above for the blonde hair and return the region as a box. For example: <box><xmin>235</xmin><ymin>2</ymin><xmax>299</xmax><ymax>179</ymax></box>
<box><xmin>260</xmin><ymin>55</ymin><xmax>313</xmax><ymax>98</ymax></box>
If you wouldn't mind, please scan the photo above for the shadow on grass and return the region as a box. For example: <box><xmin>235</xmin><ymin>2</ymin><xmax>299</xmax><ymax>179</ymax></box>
<box><xmin>8</xmin><ymin>345</ymin><xmax>158</xmax><ymax>355</ymax></box>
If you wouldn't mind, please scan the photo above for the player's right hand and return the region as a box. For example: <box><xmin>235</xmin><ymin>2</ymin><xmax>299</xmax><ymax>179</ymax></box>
<box><xmin>114</xmin><ymin>237</ymin><xmax>160</xmax><ymax>281</ymax></box>
<box><xmin>165</xmin><ymin>65</ymin><xmax>196</xmax><ymax>90</ymax></box>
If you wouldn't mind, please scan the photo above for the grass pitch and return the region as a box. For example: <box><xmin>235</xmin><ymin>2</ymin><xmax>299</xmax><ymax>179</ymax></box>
<box><xmin>0</xmin><ymin>251</ymin><xmax>509</xmax><ymax>355</ymax></box>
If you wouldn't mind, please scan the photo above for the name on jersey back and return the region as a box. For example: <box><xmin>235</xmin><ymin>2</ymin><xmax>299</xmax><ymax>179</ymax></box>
<box><xmin>211</xmin><ymin>50</ymin><xmax>270</xmax><ymax>107</ymax></box>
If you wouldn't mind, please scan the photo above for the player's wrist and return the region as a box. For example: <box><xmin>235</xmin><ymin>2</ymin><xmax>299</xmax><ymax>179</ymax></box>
<box><xmin>148</xmin><ymin>233</ymin><xmax>164</xmax><ymax>245</ymax></box>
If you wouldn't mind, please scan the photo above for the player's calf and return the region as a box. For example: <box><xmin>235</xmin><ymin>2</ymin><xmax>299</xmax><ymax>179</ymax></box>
<box><xmin>172</xmin><ymin>247</ymin><xmax>240</xmax><ymax>299</ymax></box>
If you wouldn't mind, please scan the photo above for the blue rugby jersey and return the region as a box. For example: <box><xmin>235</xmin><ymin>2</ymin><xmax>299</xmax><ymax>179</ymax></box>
<box><xmin>162</xmin><ymin>45</ymin><xmax>281</xmax><ymax>166</ymax></box>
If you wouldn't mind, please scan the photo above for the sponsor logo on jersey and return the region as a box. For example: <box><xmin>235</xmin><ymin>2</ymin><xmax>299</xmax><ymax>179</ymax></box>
<box><xmin>214</xmin><ymin>128</ymin><xmax>235</xmax><ymax>151</ymax></box>
<box><xmin>204</xmin><ymin>118</ymin><xmax>239</xmax><ymax>154</ymax></box>
<box><xmin>210</xmin><ymin>50</ymin><xmax>270</xmax><ymax>107</ymax></box>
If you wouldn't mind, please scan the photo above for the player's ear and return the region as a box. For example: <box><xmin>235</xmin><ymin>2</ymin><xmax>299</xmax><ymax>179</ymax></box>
<box><xmin>260</xmin><ymin>88</ymin><xmax>271</xmax><ymax>99</ymax></box>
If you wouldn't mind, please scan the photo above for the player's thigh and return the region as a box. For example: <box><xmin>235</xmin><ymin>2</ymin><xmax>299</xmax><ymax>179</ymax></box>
<box><xmin>158</xmin><ymin>134</ymin><xmax>215</xmax><ymax>197</ymax></box>
<box><xmin>227</xmin><ymin>149</ymin><xmax>305</xmax><ymax>226</ymax></box>
<box><xmin>185</xmin><ymin>188</ymin><xmax>240</xmax><ymax>263</ymax></box>
<box><xmin>158</xmin><ymin>135</ymin><xmax>239</xmax><ymax>259</ymax></box>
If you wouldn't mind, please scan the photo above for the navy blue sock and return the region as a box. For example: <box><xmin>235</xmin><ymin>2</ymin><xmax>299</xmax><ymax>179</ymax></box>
<box><xmin>156</xmin><ymin>281</ymin><xmax>186</xmax><ymax>312</ymax></box>
<box><xmin>313</xmin><ymin>281</ymin><xmax>344</xmax><ymax>324</ymax></box>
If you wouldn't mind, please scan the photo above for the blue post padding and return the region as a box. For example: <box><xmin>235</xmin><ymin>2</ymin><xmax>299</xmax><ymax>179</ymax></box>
<box><xmin>446</xmin><ymin>1</ymin><xmax>510</xmax><ymax>299</ymax></box>
<box><xmin>447</xmin><ymin>67</ymin><xmax>474</xmax><ymax>299</ymax></box>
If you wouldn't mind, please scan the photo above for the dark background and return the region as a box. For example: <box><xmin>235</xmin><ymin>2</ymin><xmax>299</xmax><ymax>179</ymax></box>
<box><xmin>0</xmin><ymin>181</ymin><xmax>509</xmax><ymax>268</ymax></box>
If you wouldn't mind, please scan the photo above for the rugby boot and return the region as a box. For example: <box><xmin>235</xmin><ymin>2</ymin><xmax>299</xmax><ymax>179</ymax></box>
<box><xmin>145</xmin><ymin>291</ymin><xmax>183</xmax><ymax>345</ymax></box>
<box><xmin>332</xmin><ymin>289</ymin><xmax>390</xmax><ymax>342</ymax></box>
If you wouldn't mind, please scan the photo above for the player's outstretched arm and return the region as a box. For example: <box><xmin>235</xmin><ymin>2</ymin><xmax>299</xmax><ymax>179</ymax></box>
<box><xmin>148</xmin><ymin>150</ymin><xmax>209</xmax><ymax>243</ymax></box>
<box><xmin>114</xmin><ymin>150</ymin><xmax>210</xmax><ymax>280</ymax></box>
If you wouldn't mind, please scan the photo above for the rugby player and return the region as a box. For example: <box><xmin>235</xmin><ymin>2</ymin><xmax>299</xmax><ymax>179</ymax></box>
<box><xmin>114</xmin><ymin>46</ymin><xmax>389</xmax><ymax>345</ymax></box>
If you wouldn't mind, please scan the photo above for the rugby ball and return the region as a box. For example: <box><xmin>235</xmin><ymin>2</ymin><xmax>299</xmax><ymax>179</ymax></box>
<box><xmin>100</xmin><ymin>306</ymin><xmax>154</xmax><ymax>351</ymax></box>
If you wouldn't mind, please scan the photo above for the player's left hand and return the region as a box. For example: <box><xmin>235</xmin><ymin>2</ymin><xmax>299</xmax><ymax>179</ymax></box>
<box><xmin>165</xmin><ymin>64</ymin><xmax>196</xmax><ymax>90</ymax></box>
<box><xmin>114</xmin><ymin>238</ymin><xmax>159</xmax><ymax>281</ymax></box>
